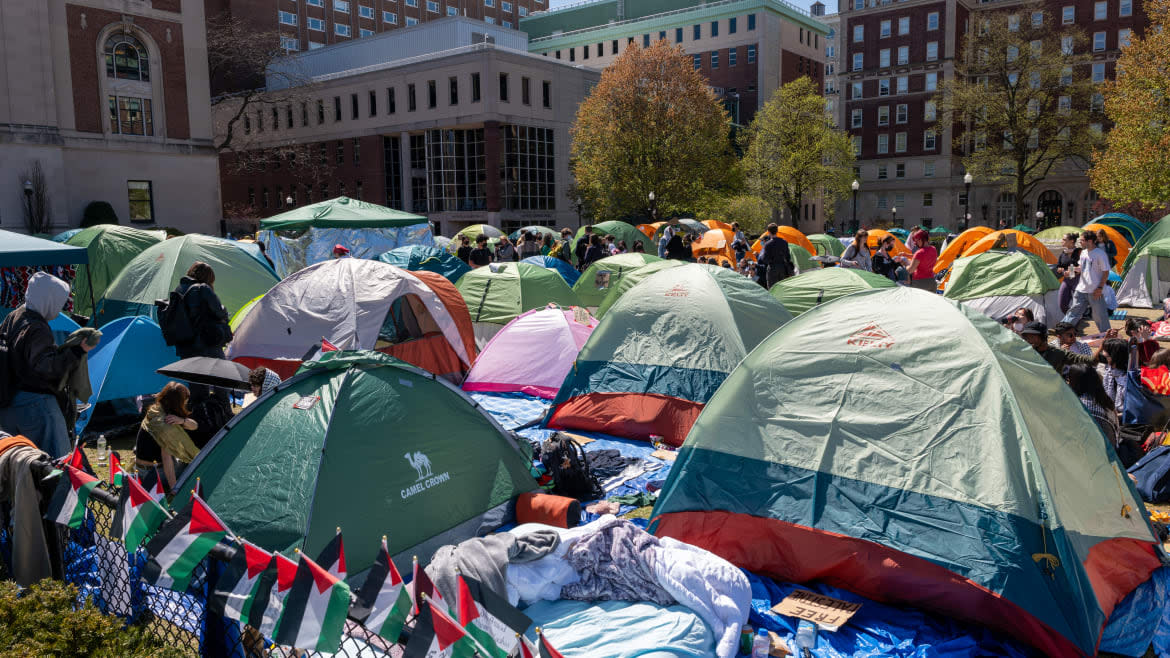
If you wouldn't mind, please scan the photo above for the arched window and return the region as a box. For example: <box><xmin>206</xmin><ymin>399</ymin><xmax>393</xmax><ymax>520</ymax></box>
<box><xmin>104</xmin><ymin>34</ymin><xmax>150</xmax><ymax>81</ymax></box>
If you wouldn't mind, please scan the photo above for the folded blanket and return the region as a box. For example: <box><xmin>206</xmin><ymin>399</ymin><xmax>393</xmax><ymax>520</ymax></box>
<box><xmin>560</xmin><ymin>517</ymin><xmax>674</xmax><ymax>606</ymax></box>
<box><xmin>427</xmin><ymin>529</ymin><xmax>560</xmax><ymax>601</ymax></box>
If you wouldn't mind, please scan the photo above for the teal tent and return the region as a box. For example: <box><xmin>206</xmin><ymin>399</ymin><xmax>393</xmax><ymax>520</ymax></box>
<box><xmin>0</xmin><ymin>229</ymin><xmax>88</xmax><ymax>267</ymax></box>
<box><xmin>378</xmin><ymin>245</ymin><xmax>470</xmax><ymax>282</ymax></box>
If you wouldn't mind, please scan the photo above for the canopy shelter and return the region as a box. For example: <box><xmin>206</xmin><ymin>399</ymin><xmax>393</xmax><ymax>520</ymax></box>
<box><xmin>749</xmin><ymin>226</ymin><xmax>816</xmax><ymax>258</ymax></box>
<box><xmin>593</xmin><ymin>259</ymin><xmax>686</xmax><ymax>319</ymax></box>
<box><xmin>769</xmin><ymin>267</ymin><xmax>894</xmax><ymax>316</ymax></box>
<box><xmin>228</xmin><ymin>258</ymin><xmax>476</xmax><ymax>382</ymax></box>
<box><xmin>545</xmin><ymin>264</ymin><xmax>792</xmax><ymax>446</ymax></box>
<box><xmin>463</xmin><ymin>305</ymin><xmax>596</xmax><ymax>399</ymax></box>
<box><xmin>174</xmin><ymin>351</ymin><xmax>537</xmax><ymax>579</ymax></box>
<box><xmin>1089</xmin><ymin>214</ymin><xmax>1148</xmax><ymax>245</ymax></box>
<box><xmin>378</xmin><ymin>245</ymin><xmax>471</xmax><ymax>283</ymax></box>
<box><xmin>806</xmin><ymin>233</ymin><xmax>845</xmax><ymax>258</ymax></box>
<box><xmin>959</xmin><ymin>229</ymin><xmax>1056</xmax><ymax>266</ymax></box>
<box><xmin>94</xmin><ymin>235</ymin><xmax>280</xmax><ymax>326</ymax></box>
<box><xmin>1084</xmin><ymin>223</ymin><xmax>1132</xmax><ymax>273</ymax></box>
<box><xmin>650</xmin><ymin>287</ymin><xmax>1161</xmax><ymax>658</ymax></box>
<box><xmin>943</xmin><ymin>250</ymin><xmax>1062</xmax><ymax>324</ymax></box>
<box><xmin>521</xmin><ymin>255</ymin><xmax>581</xmax><ymax>287</ymax></box>
<box><xmin>573</xmin><ymin>221</ymin><xmax>652</xmax><ymax>265</ymax></box>
<box><xmin>935</xmin><ymin>226</ymin><xmax>996</xmax><ymax>273</ymax></box>
<box><xmin>258</xmin><ymin>196</ymin><xmax>426</xmax><ymax>231</ymax></box>
<box><xmin>573</xmin><ymin>253</ymin><xmax>662</xmax><ymax>309</ymax></box>
<box><xmin>455</xmin><ymin>262</ymin><xmax>580</xmax><ymax>348</ymax></box>
<box><xmin>65</xmin><ymin>225</ymin><xmax>165</xmax><ymax>316</ymax></box>
<box><xmin>1010</xmin><ymin>223</ymin><xmax>1035</xmax><ymax>233</ymax></box>
<box><xmin>76</xmin><ymin>315</ymin><xmax>173</xmax><ymax>434</ymax></box>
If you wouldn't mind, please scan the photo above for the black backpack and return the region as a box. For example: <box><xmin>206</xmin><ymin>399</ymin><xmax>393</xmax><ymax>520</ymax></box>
<box><xmin>156</xmin><ymin>289</ymin><xmax>196</xmax><ymax>347</ymax></box>
<box><xmin>540</xmin><ymin>432</ymin><xmax>603</xmax><ymax>501</ymax></box>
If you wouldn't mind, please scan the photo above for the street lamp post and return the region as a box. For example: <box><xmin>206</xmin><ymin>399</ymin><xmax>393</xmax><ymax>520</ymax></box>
<box><xmin>891</xmin><ymin>206</ymin><xmax>898</xmax><ymax>227</ymax></box>
<box><xmin>1035</xmin><ymin>210</ymin><xmax>1044</xmax><ymax>230</ymax></box>
<box><xmin>574</xmin><ymin>197</ymin><xmax>583</xmax><ymax>228</ymax></box>
<box><xmin>648</xmin><ymin>191</ymin><xmax>657</xmax><ymax>223</ymax></box>
<box><xmin>963</xmin><ymin>173</ymin><xmax>973</xmax><ymax>231</ymax></box>
<box><xmin>850</xmin><ymin>180</ymin><xmax>859</xmax><ymax>232</ymax></box>
<box><xmin>22</xmin><ymin>180</ymin><xmax>34</xmax><ymax>231</ymax></box>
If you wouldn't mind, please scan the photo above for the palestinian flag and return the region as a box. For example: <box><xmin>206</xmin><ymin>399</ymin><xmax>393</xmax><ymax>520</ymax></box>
<box><xmin>315</xmin><ymin>529</ymin><xmax>346</xmax><ymax>581</ymax></box>
<box><xmin>273</xmin><ymin>552</ymin><xmax>352</xmax><ymax>654</ymax></box>
<box><xmin>403</xmin><ymin>596</ymin><xmax>481</xmax><ymax>658</ymax></box>
<box><xmin>249</xmin><ymin>551</ymin><xmax>300</xmax><ymax>638</ymax></box>
<box><xmin>456</xmin><ymin>574</ymin><xmax>531</xmax><ymax>658</ymax></box>
<box><xmin>412</xmin><ymin>555</ymin><xmax>444</xmax><ymax>615</ymax></box>
<box><xmin>111</xmin><ymin>471</ymin><xmax>168</xmax><ymax>552</ymax></box>
<box><xmin>322</xmin><ymin>337</ymin><xmax>340</xmax><ymax>352</ymax></box>
<box><xmin>109</xmin><ymin>452</ymin><xmax>123</xmax><ymax>487</ymax></box>
<box><xmin>44</xmin><ymin>465</ymin><xmax>99</xmax><ymax>529</ymax></box>
<box><xmin>139</xmin><ymin>466</ymin><xmax>168</xmax><ymax>506</ymax></box>
<box><xmin>537</xmin><ymin>630</ymin><xmax>564</xmax><ymax>658</ymax></box>
<box><xmin>193</xmin><ymin>477</ymin><xmax>203</xmax><ymax>499</ymax></box>
<box><xmin>518</xmin><ymin>636</ymin><xmax>536</xmax><ymax>658</ymax></box>
<box><xmin>352</xmin><ymin>536</ymin><xmax>411</xmax><ymax>644</ymax></box>
<box><xmin>66</xmin><ymin>443</ymin><xmax>94</xmax><ymax>476</ymax></box>
<box><xmin>141</xmin><ymin>494</ymin><xmax>231</xmax><ymax>592</ymax></box>
<box><xmin>208</xmin><ymin>539</ymin><xmax>272</xmax><ymax>623</ymax></box>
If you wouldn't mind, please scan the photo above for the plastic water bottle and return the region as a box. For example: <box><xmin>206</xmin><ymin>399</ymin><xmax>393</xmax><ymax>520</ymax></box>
<box><xmin>96</xmin><ymin>434</ymin><xmax>107</xmax><ymax>464</ymax></box>
<box><xmin>795</xmin><ymin>620</ymin><xmax>817</xmax><ymax>657</ymax></box>
<box><xmin>751</xmin><ymin>628</ymin><xmax>770</xmax><ymax>658</ymax></box>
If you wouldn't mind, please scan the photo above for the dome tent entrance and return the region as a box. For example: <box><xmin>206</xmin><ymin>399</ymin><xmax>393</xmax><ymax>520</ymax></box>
<box><xmin>943</xmin><ymin>250</ymin><xmax>1062</xmax><ymax>324</ymax></box>
<box><xmin>174</xmin><ymin>351</ymin><xmax>537</xmax><ymax>579</ymax></box>
<box><xmin>1116</xmin><ymin>236</ymin><xmax>1170</xmax><ymax>308</ymax></box>
<box><xmin>650</xmin><ymin>287</ymin><xmax>1160</xmax><ymax>658</ymax></box>
<box><xmin>228</xmin><ymin>259</ymin><xmax>476</xmax><ymax>382</ymax></box>
<box><xmin>65</xmin><ymin>225</ymin><xmax>165</xmax><ymax>316</ymax></box>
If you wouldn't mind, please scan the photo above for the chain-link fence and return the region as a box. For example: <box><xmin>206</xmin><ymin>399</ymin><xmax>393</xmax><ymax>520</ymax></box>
<box><xmin>2</xmin><ymin>476</ymin><xmax>403</xmax><ymax>658</ymax></box>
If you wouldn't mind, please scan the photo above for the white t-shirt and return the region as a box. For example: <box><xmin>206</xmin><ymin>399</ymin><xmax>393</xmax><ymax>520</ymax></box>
<box><xmin>1075</xmin><ymin>246</ymin><xmax>1110</xmax><ymax>294</ymax></box>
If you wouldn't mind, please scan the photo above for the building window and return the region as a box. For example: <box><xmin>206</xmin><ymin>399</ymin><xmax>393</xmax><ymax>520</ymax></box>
<box><xmin>449</xmin><ymin>77</ymin><xmax>458</xmax><ymax>105</ymax></box>
<box><xmin>248</xmin><ymin>187</ymin><xmax>255</xmax><ymax>207</ymax></box>
<box><xmin>925</xmin><ymin>72</ymin><xmax>938</xmax><ymax>91</ymax></box>
<box><xmin>387</xmin><ymin>87</ymin><xmax>396</xmax><ymax>113</ymax></box>
<box><xmin>428</xmin><ymin>80</ymin><xmax>437</xmax><ymax>108</ymax></box>
<box><xmin>583</xmin><ymin>44</ymin><xmax>590</xmax><ymax>59</ymax></box>
<box><xmin>499</xmin><ymin>73</ymin><xmax>509</xmax><ymax>102</ymax></box>
<box><xmin>360</xmin><ymin>28</ymin><xmax>373</xmax><ymax>38</ymax></box>
<box><xmin>336</xmin><ymin>24</ymin><xmax>351</xmax><ymax>36</ymax></box>
<box><xmin>851</xmin><ymin>136</ymin><xmax>861</xmax><ymax>155</ymax></box>
<box><xmin>879</xmin><ymin>48</ymin><xmax>890</xmax><ymax>68</ymax></box>
<box><xmin>693</xmin><ymin>54</ymin><xmax>702</xmax><ymax>69</ymax></box>
<box><xmin>711</xmin><ymin>20</ymin><xmax>719</xmax><ymax>37</ymax></box>
<box><xmin>693</xmin><ymin>24</ymin><xmax>701</xmax><ymax>40</ymax></box>
<box><xmin>895</xmin><ymin>132</ymin><xmax>906</xmax><ymax>152</ymax></box>
<box><xmin>1092</xmin><ymin>62</ymin><xmax>1106</xmax><ymax>83</ymax></box>
<box><xmin>336</xmin><ymin>140</ymin><xmax>345</xmax><ymax>164</ymax></box>
<box><xmin>1062</xmin><ymin>6</ymin><xmax>1074</xmax><ymax>24</ymax></box>
<box><xmin>502</xmin><ymin>1</ymin><xmax>512</xmax><ymax>11</ymax></box>
<box><xmin>424</xmin><ymin>128</ymin><xmax>486</xmax><ymax>212</ymax></box>
<box><xmin>711</xmin><ymin>51</ymin><xmax>719</xmax><ymax>69</ymax></box>
<box><xmin>308</xmin><ymin>17</ymin><xmax>325</xmax><ymax>31</ymax></box>
<box><xmin>851</xmin><ymin>81</ymin><xmax>862</xmax><ymax>99</ymax></box>
<box><xmin>895</xmin><ymin>163</ymin><xmax>905</xmax><ymax>178</ymax></box>
<box><xmin>1094</xmin><ymin>1</ymin><xmax>1107</xmax><ymax>19</ymax></box>
<box><xmin>519</xmin><ymin>6</ymin><xmax>527</xmax><ymax>16</ymax></box>
<box><xmin>880</xmin><ymin>20</ymin><xmax>891</xmax><ymax>38</ymax></box>
<box><xmin>127</xmin><ymin>181</ymin><xmax>153</xmax><ymax>222</ymax></box>
<box><xmin>485</xmin><ymin>0</ymin><xmax>494</xmax><ymax>5</ymax></box>
<box><xmin>472</xmin><ymin>73</ymin><xmax>481</xmax><ymax>102</ymax></box>
<box><xmin>926</xmin><ymin>13</ymin><xmax>938</xmax><ymax>30</ymax></box>
<box><xmin>852</xmin><ymin>53</ymin><xmax>863</xmax><ymax>71</ymax></box>
<box><xmin>349</xmin><ymin>93</ymin><xmax>358</xmax><ymax>119</ymax></box>
<box><xmin>851</xmin><ymin>108</ymin><xmax>863</xmax><ymax>128</ymax></box>
<box><xmin>924</xmin><ymin>100</ymin><xmax>936</xmax><ymax>121</ymax></box>
<box><xmin>104</xmin><ymin>34</ymin><xmax>150</xmax><ymax>81</ymax></box>
<box><xmin>658</xmin><ymin>31</ymin><xmax>666</xmax><ymax>43</ymax></box>
<box><xmin>383</xmin><ymin>11</ymin><xmax>397</xmax><ymax>23</ymax></box>
<box><xmin>1061</xmin><ymin>67</ymin><xmax>1072</xmax><ymax>85</ymax></box>
<box><xmin>748</xmin><ymin>13</ymin><xmax>756</xmax><ymax>30</ymax></box>
<box><xmin>923</xmin><ymin>192</ymin><xmax>933</xmax><ymax>206</ymax></box>
<box><xmin>521</xmin><ymin>76</ymin><xmax>531</xmax><ymax>105</ymax></box>
<box><xmin>353</xmin><ymin>137</ymin><xmax>361</xmax><ymax>164</ymax></box>
<box><xmin>924</xmin><ymin>129</ymin><xmax>937</xmax><ymax>149</ymax></box>
<box><xmin>1119</xmin><ymin>28</ymin><xmax>1132</xmax><ymax>47</ymax></box>
<box><xmin>359</xmin><ymin>4</ymin><xmax>375</xmax><ymax>18</ymax></box>
<box><xmin>877</xmin><ymin>196</ymin><xmax>888</xmax><ymax>210</ymax></box>
<box><xmin>500</xmin><ymin>125</ymin><xmax>556</xmax><ymax>211</ymax></box>
<box><xmin>853</xmin><ymin>25</ymin><xmax>863</xmax><ymax>42</ymax></box>
<box><xmin>279</xmin><ymin>10</ymin><xmax>298</xmax><ymax>26</ymax></box>
<box><xmin>408</xmin><ymin>83</ymin><xmax>416</xmax><ymax>111</ymax></box>
<box><xmin>407</xmin><ymin>17</ymin><xmax>419</xmax><ymax>26</ymax></box>
<box><xmin>1120</xmin><ymin>0</ymin><xmax>1132</xmax><ymax>17</ymax></box>
<box><xmin>675</xmin><ymin>27</ymin><xmax>683</xmax><ymax>43</ymax></box>
<box><xmin>612</xmin><ymin>40</ymin><xmax>619</xmax><ymax>54</ymax></box>
<box><xmin>924</xmin><ymin>161</ymin><xmax>935</xmax><ymax>177</ymax></box>
<box><xmin>1058</xmin><ymin>95</ymin><xmax>1072</xmax><ymax>113</ymax></box>
<box><xmin>895</xmin><ymin>76</ymin><xmax>907</xmax><ymax>94</ymax></box>
<box><xmin>895</xmin><ymin>103</ymin><xmax>908</xmax><ymax>123</ymax></box>
<box><xmin>107</xmin><ymin>96</ymin><xmax>153</xmax><ymax>135</ymax></box>
<box><xmin>1093</xmin><ymin>32</ymin><xmax>1106</xmax><ymax>51</ymax></box>
<box><xmin>729</xmin><ymin>48</ymin><xmax>737</xmax><ymax>66</ymax></box>
<box><xmin>335</xmin><ymin>0</ymin><xmax>350</xmax><ymax>12</ymax></box>
<box><xmin>643</xmin><ymin>34</ymin><xmax>650</xmax><ymax>48</ymax></box>
<box><xmin>747</xmin><ymin>45</ymin><xmax>756</xmax><ymax>63</ymax></box>
<box><xmin>877</xmin><ymin>164</ymin><xmax>888</xmax><ymax>179</ymax></box>
<box><xmin>262</xmin><ymin>188</ymin><xmax>270</xmax><ymax>209</ymax></box>
<box><xmin>1032</xmin><ymin>10</ymin><xmax>1043</xmax><ymax>26</ymax></box>
<box><xmin>879</xmin><ymin>78</ymin><xmax>891</xmax><ymax>96</ymax></box>
<box><xmin>878</xmin><ymin>106</ymin><xmax>889</xmax><ymax>126</ymax></box>
<box><xmin>926</xmin><ymin>42</ymin><xmax>938</xmax><ymax>61</ymax></box>
<box><xmin>569</xmin><ymin>48</ymin><xmax>575</xmax><ymax>62</ymax></box>
<box><xmin>729</xmin><ymin>17</ymin><xmax>737</xmax><ymax>33</ymax></box>
<box><xmin>308</xmin><ymin>0</ymin><xmax>324</xmax><ymax>5</ymax></box>
<box><xmin>897</xmin><ymin>46</ymin><xmax>908</xmax><ymax>65</ymax></box>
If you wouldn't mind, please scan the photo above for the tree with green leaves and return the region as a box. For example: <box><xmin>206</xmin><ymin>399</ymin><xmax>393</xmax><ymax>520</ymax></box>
<box><xmin>740</xmin><ymin>77</ymin><xmax>854</xmax><ymax>226</ymax></box>
<box><xmin>937</xmin><ymin>2</ymin><xmax>1102</xmax><ymax>221</ymax></box>
<box><xmin>570</xmin><ymin>41</ymin><xmax>738</xmax><ymax>220</ymax></box>
<box><xmin>1090</xmin><ymin>0</ymin><xmax>1170</xmax><ymax>209</ymax></box>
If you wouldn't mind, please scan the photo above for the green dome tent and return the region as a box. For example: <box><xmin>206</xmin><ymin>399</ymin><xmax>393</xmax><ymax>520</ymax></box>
<box><xmin>806</xmin><ymin>233</ymin><xmax>845</xmax><ymax>257</ymax></box>
<box><xmin>769</xmin><ymin>267</ymin><xmax>894</xmax><ymax>316</ymax></box>
<box><xmin>456</xmin><ymin>262</ymin><xmax>580</xmax><ymax>347</ymax></box>
<box><xmin>573</xmin><ymin>253</ymin><xmax>662</xmax><ymax>308</ymax></box>
<box><xmin>1088</xmin><ymin>214</ymin><xmax>1147</xmax><ymax>245</ymax></box>
<box><xmin>449</xmin><ymin>224</ymin><xmax>504</xmax><ymax>249</ymax></box>
<box><xmin>790</xmin><ymin>244</ymin><xmax>817</xmax><ymax>274</ymax></box>
<box><xmin>1033</xmin><ymin>225</ymin><xmax>1084</xmax><ymax>252</ymax></box>
<box><xmin>594</xmin><ymin>259</ymin><xmax>686</xmax><ymax>319</ymax></box>
<box><xmin>173</xmin><ymin>351</ymin><xmax>536</xmax><ymax>578</ymax></box>
<box><xmin>573</xmin><ymin>221</ymin><xmax>652</xmax><ymax>265</ymax></box>
<box><xmin>94</xmin><ymin>234</ymin><xmax>280</xmax><ymax>325</ymax></box>
<box><xmin>65</xmin><ymin>225</ymin><xmax>166</xmax><ymax>316</ymax></box>
<box><xmin>943</xmin><ymin>250</ymin><xmax>1062</xmax><ymax>323</ymax></box>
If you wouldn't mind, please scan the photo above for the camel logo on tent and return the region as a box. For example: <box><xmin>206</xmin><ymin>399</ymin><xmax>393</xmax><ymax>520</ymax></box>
<box><xmin>664</xmin><ymin>284</ymin><xmax>689</xmax><ymax>298</ymax></box>
<box><xmin>846</xmin><ymin>324</ymin><xmax>894</xmax><ymax>349</ymax></box>
<box><xmin>404</xmin><ymin>451</ymin><xmax>433</xmax><ymax>480</ymax></box>
<box><xmin>401</xmin><ymin>451</ymin><xmax>451</xmax><ymax>500</ymax></box>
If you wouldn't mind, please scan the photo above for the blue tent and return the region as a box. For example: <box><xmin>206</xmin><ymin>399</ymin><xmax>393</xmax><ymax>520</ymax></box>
<box><xmin>0</xmin><ymin>229</ymin><xmax>88</xmax><ymax>267</ymax></box>
<box><xmin>77</xmin><ymin>316</ymin><xmax>173</xmax><ymax>434</ymax></box>
<box><xmin>521</xmin><ymin>255</ymin><xmax>580</xmax><ymax>287</ymax></box>
<box><xmin>52</xmin><ymin>228</ymin><xmax>84</xmax><ymax>243</ymax></box>
<box><xmin>377</xmin><ymin>245</ymin><xmax>470</xmax><ymax>282</ymax></box>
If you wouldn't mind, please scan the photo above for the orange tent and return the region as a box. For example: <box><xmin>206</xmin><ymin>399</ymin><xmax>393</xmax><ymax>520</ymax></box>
<box><xmin>703</xmin><ymin>219</ymin><xmax>735</xmax><ymax>232</ymax></box>
<box><xmin>1084</xmin><ymin>223</ymin><xmax>1131</xmax><ymax>273</ymax></box>
<box><xmin>694</xmin><ymin>229</ymin><xmax>738</xmax><ymax>262</ymax></box>
<box><xmin>959</xmin><ymin>229</ymin><xmax>1057</xmax><ymax>265</ymax></box>
<box><xmin>637</xmin><ymin>223</ymin><xmax>658</xmax><ymax>239</ymax></box>
<box><xmin>934</xmin><ymin>226</ymin><xmax>996</xmax><ymax>273</ymax></box>
<box><xmin>865</xmin><ymin>229</ymin><xmax>912</xmax><ymax>257</ymax></box>
<box><xmin>750</xmin><ymin>226</ymin><xmax>816</xmax><ymax>257</ymax></box>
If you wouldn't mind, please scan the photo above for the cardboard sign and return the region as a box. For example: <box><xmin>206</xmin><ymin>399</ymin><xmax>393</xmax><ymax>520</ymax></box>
<box><xmin>292</xmin><ymin>395</ymin><xmax>321</xmax><ymax>410</ymax></box>
<box><xmin>594</xmin><ymin>270</ymin><xmax>611</xmax><ymax>289</ymax></box>
<box><xmin>771</xmin><ymin>590</ymin><xmax>861</xmax><ymax>631</ymax></box>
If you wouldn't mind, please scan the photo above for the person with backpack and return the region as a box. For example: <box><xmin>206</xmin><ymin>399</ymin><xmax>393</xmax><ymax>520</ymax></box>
<box><xmin>574</xmin><ymin>226</ymin><xmax>593</xmax><ymax>270</ymax></box>
<box><xmin>161</xmin><ymin>262</ymin><xmax>232</xmax><ymax>360</ymax></box>
<box><xmin>0</xmin><ymin>273</ymin><xmax>94</xmax><ymax>457</ymax></box>
<box><xmin>759</xmin><ymin>224</ymin><xmax>794</xmax><ymax>288</ymax></box>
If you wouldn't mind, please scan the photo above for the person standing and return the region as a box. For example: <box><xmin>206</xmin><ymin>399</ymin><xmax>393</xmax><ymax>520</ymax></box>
<box><xmin>658</xmin><ymin>218</ymin><xmax>679</xmax><ymax>258</ymax></box>
<box><xmin>469</xmin><ymin>235</ymin><xmax>493</xmax><ymax>268</ymax></box>
<box><xmin>840</xmin><ymin>231</ymin><xmax>871</xmax><ymax>271</ymax></box>
<box><xmin>554</xmin><ymin>228</ymin><xmax>574</xmax><ymax>262</ymax></box>
<box><xmin>1098</xmin><ymin>229</ymin><xmax>1118</xmax><ymax>270</ymax></box>
<box><xmin>575</xmin><ymin>226</ymin><xmax>593</xmax><ymax>269</ymax></box>
<box><xmin>759</xmin><ymin>224</ymin><xmax>794</xmax><ymax>288</ymax></box>
<box><xmin>1053</xmin><ymin>233</ymin><xmax>1082</xmax><ymax>314</ymax></box>
<box><xmin>171</xmin><ymin>262</ymin><xmax>232</xmax><ymax>360</ymax></box>
<box><xmin>583</xmin><ymin>234</ymin><xmax>606</xmax><ymax>268</ymax></box>
<box><xmin>1061</xmin><ymin>231</ymin><xmax>1112</xmax><ymax>335</ymax></box>
<box><xmin>518</xmin><ymin>232</ymin><xmax>541</xmax><ymax>260</ymax></box>
<box><xmin>456</xmin><ymin>236</ymin><xmax>473</xmax><ymax>265</ymax></box>
<box><xmin>0</xmin><ymin>273</ymin><xmax>94</xmax><ymax>457</ymax></box>
<box><xmin>902</xmin><ymin>230</ymin><xmax>938</xmax><ymax>292</ymax></box>
<box><xmin>495</xmin><ymin>235</ymin><xmax>517</xmax><ymax>262</ymax></box>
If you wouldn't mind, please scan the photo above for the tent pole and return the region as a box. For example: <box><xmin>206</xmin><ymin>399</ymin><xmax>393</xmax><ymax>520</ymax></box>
<box><xmin>84</xmin><ymin>264</ymin><xmax>96</xmax><ymax>319</ymax></box>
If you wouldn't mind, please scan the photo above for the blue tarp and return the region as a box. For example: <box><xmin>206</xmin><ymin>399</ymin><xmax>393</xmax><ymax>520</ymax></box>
<box><xmin>0</xmin><ymin>229</ymin><xmax>88</xmax><ymax>267</ymax></box>
<box><xmin>77</xmin><ymin>315</ymin><xmax>174</xmax><ymax>433</ymax></box>
<box><xmin>521</xmin><ymin>256</ymin><xmax>581</xmax><ymax>287</ymax></box>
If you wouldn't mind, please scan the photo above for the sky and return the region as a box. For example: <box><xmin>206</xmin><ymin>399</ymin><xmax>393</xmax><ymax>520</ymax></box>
<box><xmin>548</xmin><ymin>0</ymin><xmax>827</xmax><ymax>13</ymax></box>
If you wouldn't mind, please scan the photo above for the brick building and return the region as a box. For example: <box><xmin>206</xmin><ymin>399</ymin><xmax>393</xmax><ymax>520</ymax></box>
<box><xmin>216</xmin><ymin>19</ymin><xmax>599</xmax><ymax>237</ymax></box>
<box><xmin>834</xmin><ymin>0</ymin><xmax>1148</xmax><ymax>233</ymax></box>
<box><xmin>0</xmin><ymin>0</ymin><xmax>219</xmax><ymax>234</ymax></box>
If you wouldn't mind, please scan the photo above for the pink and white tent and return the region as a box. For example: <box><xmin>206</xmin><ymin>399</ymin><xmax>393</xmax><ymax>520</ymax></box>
<box><xmin>462</xmin><ymin>305</ymin><xmax>596</xmax><ymax>399</ymax></box>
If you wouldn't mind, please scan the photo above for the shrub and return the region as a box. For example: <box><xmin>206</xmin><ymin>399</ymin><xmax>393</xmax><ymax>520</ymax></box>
<box><xmin>81</xmin><ymin>201</ymin><xmax>118</xmax><ymax>228</ymax></box>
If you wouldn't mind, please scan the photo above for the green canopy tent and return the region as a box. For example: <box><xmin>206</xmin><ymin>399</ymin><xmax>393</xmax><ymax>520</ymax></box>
<box><xmin>805</xmin><ymin>233</ymin><xmax>845</xmax><ymax>258</ymax></box>
<box><xmin>594</xmin><ymin>260</ymin><xmax>686</xmax><ymax>319</ymax></box>
<box><xmin>65</xmin><ymin>225</ymin><xmax>166</xmax><ymax>316</ymax></box>
<box><xmin>94</xmin><ymin>235</ymin><xmax>280</xmax><ymax>326</ymax></box>
<box><xmin>943</xmin><ymin>250</ymin><xmax>1062</xmax><ymax>324</ymax></box>
<box><xmin>173</xmin><ymin>351</ymin><xmax>536</xmax><ymax>579</ymax></box>
<box><xmin>769</xmin><ymin>267</ymin><xmax>895</xmax><ymax>316</ymax></box>
<box><xmin>455</xmin><ymin>262</ymin><xmax>580</xmax><ymax>347</ymax></box>
<box><xmin>1010</xmin><ymin>223</ymin><xmax>1035</xmax><ymax>233</ymax></box>
<box><xmin>573</xmin><ymin>221</ymin><xmax>652</xmax><ymax>265</ymax></box>
<box><xmin>258</xmin><ymin>196</ymin><xmax>427</xmax><ymax>231</ymax></box>
<box><xmin>573</xmin><ymin>253</ymin><xmax>662</xmax><ymax>309</ymax></box>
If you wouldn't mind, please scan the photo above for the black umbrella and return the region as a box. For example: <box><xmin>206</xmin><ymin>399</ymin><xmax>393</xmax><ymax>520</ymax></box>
<box><xmin>156</xmin><ymin>357</ymin><xmax>253</xmax><ymax>390</ymax></box>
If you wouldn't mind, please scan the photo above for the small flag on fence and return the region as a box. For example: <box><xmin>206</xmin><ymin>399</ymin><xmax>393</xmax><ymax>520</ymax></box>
<box><xmin>456</xmin><ymin>573</ymin><xmax>531</xmax><ymax>658</ymax></box>
<box><xmin>403</xmin><ymin>595</ymin><xmax>481</xmax><ymax>658</ymax></box>
<box><xmin>273</xmin><ymin>551</ymin><xmax>353</xmax><ymax>654</ymax></box>
<box><xmin>109</xmin><ymin>452</ymin><xmax>123</xmax><ymax>487</ymax></box>
<box><xmin>139</xmin><ymin>466</ymin><xmax>168</xmax><ymax>507</ymax></box>
<box><xmin>412</xmin><ymin>555</ymin><xmax>444</xmax><ymax>615</ymax></box>
<box><xmin>518</xmin><ymin>634</ymin><xmax>536</xmax><ymax>658</ymax></box>
<box><xmin>141</xmin><ymin>493</ymin><xmax>231</xmax><ymax>592</ymax></box>
<box><xmin>351</xmin><ymin>536</ymin><xmax>411</xmax><ymax>644</ymax></box>
<box><xmin>315</xmin><ymin>528</ymin><xmax>346</xmax><ymax>581</ymax></box>
<box><xmin>537</xmin><ymin>628</ymin><xmax>565</xmax><ymax>658</ymax></box>
<box><xmin>193</xmin><ymin>477</ymin><xmax>203</xmax><ymax>499</ymax></box>
<box><xmin>208</xmin><ymin>538</ymin><xmax>272</xmax><ymax>624</ymax></box>
<box><xmin>66</xmin><ymin>443</ymin><xmax>94</xmax><ymax>476</ymax></box>
<box><xmin>44</xmin><ymin>464</ymin><xmax>99</xmax><ymax>529</ymax></box>
<box><xmin>250</xmin><ymin>551</ymin><xmax>300</xmax><ymax>638</ymax></box>
<box><xmin>111</xmin><ymin>469</ymin><xmax>168</xmax><ymax>552</ymax></box>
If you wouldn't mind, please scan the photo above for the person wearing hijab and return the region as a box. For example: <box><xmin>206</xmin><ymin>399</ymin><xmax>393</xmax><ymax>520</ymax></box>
<box><xmin>0</xmin><ymin>273</ymin><xmax>94</xmax><ymax>457</ymax></box>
